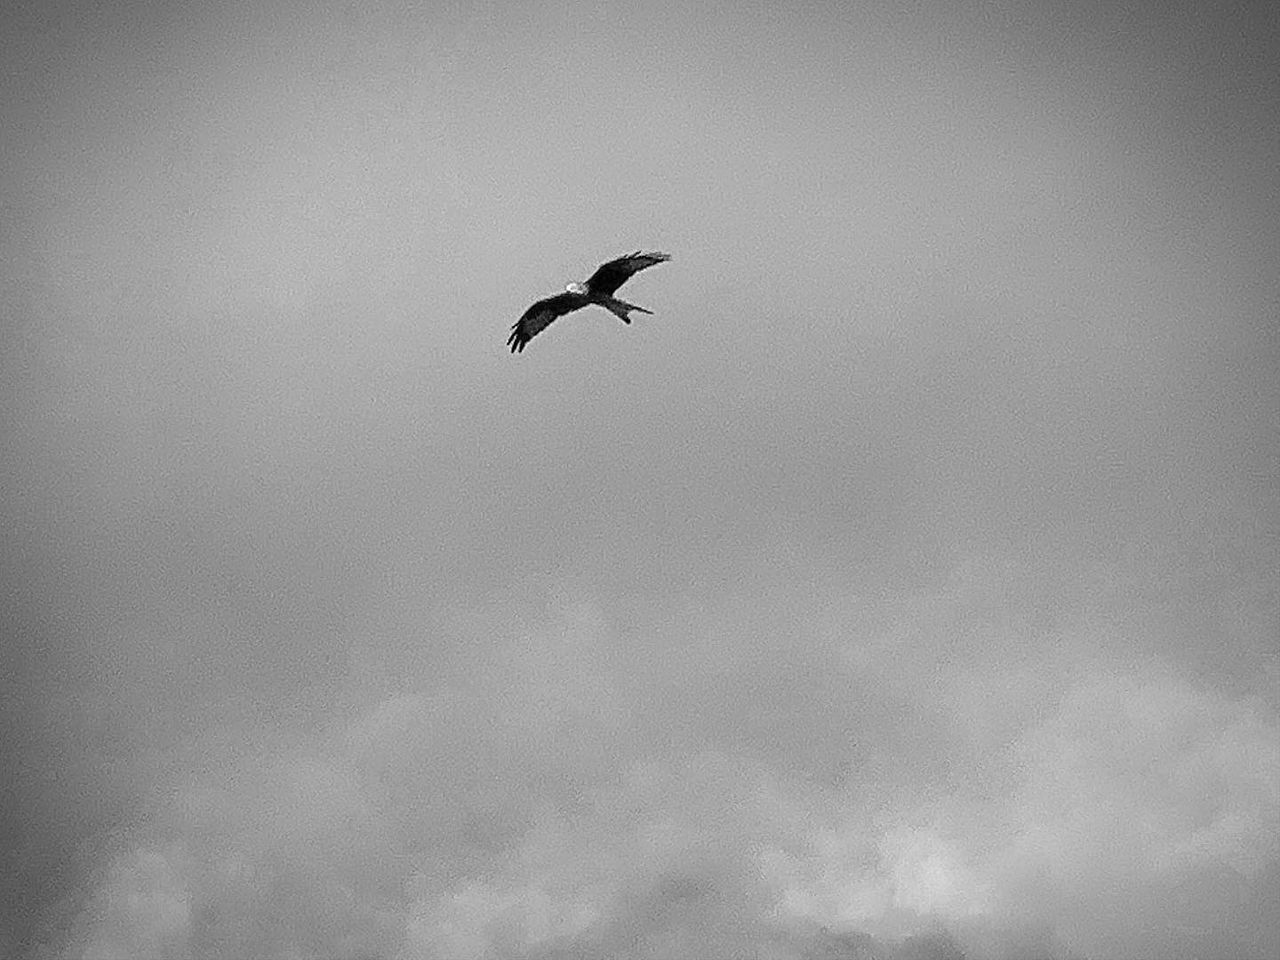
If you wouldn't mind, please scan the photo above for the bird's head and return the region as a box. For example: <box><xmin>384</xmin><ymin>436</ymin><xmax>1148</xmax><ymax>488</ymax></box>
<box><xmin>565</xmin><ymin>281</ymin><xmax>587</xmax><ymax>295</ymax></box>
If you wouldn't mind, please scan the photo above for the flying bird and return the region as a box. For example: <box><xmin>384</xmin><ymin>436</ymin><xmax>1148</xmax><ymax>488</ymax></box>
<box><xmin>508</xmin><ymin>251</ymin><xmax>671</xmax><ymax>352</ymax></box>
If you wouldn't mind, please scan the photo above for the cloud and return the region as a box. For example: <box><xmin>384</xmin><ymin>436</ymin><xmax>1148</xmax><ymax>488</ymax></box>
<box><xmin>55</xmin><ymin>620</ymin><xmax>1278</xmax><ymax>960</ymax></box>
<box><xmin>993</xmin><ymin>674</ymin><xmax>1280</xmax><ymax>959</ymax></box>
<box><xmin>78</xmin><ymin>849</ymin><xmax>190</xmax><ymax>960</ymax></box>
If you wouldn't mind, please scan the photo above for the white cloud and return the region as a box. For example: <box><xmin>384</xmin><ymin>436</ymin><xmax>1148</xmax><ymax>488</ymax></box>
<box><xmin>78</xmin><ymin>849</ymin><xmax>191</xmax><ymax>960</ymax></box>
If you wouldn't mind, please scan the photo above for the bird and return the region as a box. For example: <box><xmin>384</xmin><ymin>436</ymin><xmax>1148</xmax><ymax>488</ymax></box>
<box><xmin>507</xmin><ymin>251</ymin><xmax>671</xmax><ymax>353</ymax></box>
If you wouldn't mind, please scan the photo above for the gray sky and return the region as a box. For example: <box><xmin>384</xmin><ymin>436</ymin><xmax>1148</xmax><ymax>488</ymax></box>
<box><xmin>2</xmin><ymin>1</ymin><xmax>1278</xmax><ymax>958</ymax></box>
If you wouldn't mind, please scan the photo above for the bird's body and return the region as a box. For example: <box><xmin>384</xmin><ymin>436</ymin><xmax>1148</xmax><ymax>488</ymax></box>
<box><xmin>508</xmin><ymin>251</ymin><xmax>671</xmax><ymax>352</ymax></box>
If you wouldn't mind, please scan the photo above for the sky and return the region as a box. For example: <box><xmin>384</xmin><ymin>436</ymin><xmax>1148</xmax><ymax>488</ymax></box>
<box><xmin>2</xmin><ymin>1</ymin><xmax>1278</xmax><ymax>958</ymax></box>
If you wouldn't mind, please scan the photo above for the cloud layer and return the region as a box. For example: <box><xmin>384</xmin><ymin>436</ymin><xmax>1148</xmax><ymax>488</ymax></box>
<box><xmin>45</xmin><ymin>555</ymin><xmax>1280</xmax><ymax>959</ymax></box>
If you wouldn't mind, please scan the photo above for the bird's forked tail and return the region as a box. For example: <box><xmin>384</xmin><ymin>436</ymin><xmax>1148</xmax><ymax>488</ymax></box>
<box><xmin>601</xmin><ymin>297</ymin><xmax>651</xmax><ymax>325</ymax></box>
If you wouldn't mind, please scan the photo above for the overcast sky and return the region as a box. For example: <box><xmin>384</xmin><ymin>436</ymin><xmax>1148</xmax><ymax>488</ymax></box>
<box><xmin>2</xmin><ymin>1</ymin><xmax>1278</xmax><ymax>958</ymax></box>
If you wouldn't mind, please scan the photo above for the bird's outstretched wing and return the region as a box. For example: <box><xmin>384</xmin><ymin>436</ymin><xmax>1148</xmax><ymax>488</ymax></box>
<box><xmin>507</xmin><ymin>291</ymin><xmax>589</xmax><ymax>353</ymax></box>
<box><xmin>584</xmin><ymin>251</ymin><xmax>671</xmax><ymax>297</ymax></box>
